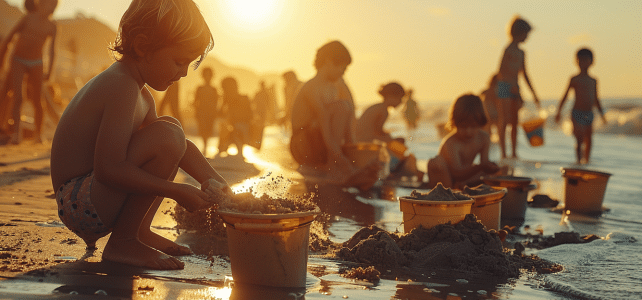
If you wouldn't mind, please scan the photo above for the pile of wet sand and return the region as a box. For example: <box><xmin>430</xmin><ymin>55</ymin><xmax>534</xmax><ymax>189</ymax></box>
<box><xmin>334</xmin><ymin>214</ymin><xmax>563</xmax><ymax>280</ymax></box>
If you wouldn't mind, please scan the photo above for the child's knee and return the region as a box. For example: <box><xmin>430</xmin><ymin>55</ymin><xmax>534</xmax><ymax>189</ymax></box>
<box><xmin>152</xmin><ymin>120</ymin><xmax>187</xmax><ymax>156</ymax></box>
<box><xmin>157</xmin><ymin>115</ymin><xmax>183</xmax><ymax>128</ymax></box>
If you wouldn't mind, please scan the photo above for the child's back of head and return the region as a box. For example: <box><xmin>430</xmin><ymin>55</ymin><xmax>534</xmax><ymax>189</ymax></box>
<box><xmin>447</xmin><ymin>94</ymin><xmax>488</xmax><ymax>130</ymax></box>
<box><xmin>576</xmin><ymin>48</ymin><xmax>593</xmax><ymax>61</ymax></box>
<box><xmin>314</xmin><ymin>40</ymin><xmax>351</xmax><ymax>70</ymax></box>
<box><xmin>509</xmin><ymin>16</ymin><xmax>532</xmax><ymax>38</ymax></box>
<box><xmin>378</xmin><ymin>82</ymin><xmax>405</xmax><ymax>98</ymax></box>
<box><xmin>111</xmin><ymin>0</ymin><xmax>214</xmax><ymax>68</ymax></box>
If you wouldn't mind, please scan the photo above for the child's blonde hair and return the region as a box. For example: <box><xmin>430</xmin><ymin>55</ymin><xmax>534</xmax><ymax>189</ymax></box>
<box><xmin>111</xmin><ymin>0</ymin><xmax>214</xmax><ymax>68</ymax></box>
<box><xmin>446</xmin><ymin>94</ymin><xmax>488</xmax><ymax>130</ymax></box>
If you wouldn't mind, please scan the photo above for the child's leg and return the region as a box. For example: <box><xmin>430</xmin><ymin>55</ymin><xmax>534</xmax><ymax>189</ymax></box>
<box><xmin>584</xmin><ymin>126</ymin><xmax>593</xmax><ymax>164</ymax></box>
<box><xmin>572</xmin><ymin>121</ymin><xmax>584</xmax><ymax>164</ymax></box>
<box><xmin>496</xmin><ymin>98</ymin><xmax>509</xmax><ymax>158</ymax></box>
<box><xmin>95</xmin><ymin>117</ymin><xmax>187</xmax><ymax>270</ymax></box>
<box><xmin>508</xmin><ymin>100</ymin><xmax>520</xmax><ymax>158</ymax></box>
<box><xmin>0</xmin><ymin>79</ymin><xmax>12</xmax><ymax>131</ymax></box>
<box><xmin>7</xmin><ymin>62</ymin><xmax>27</xmax><ymax>143</ymax></box>
<box><xmin>26</xmin><ymin>67</ymin><xmax>44</xmax><ymax>142</ymax></box>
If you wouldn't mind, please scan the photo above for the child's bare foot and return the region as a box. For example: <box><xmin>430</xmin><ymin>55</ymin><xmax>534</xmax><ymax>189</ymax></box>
<box><xmin>139</xmin><ymin>230</ymin><xmax>191</xmax><ymax>256</ymax></box>
<box><xmin>102</xmin><ymin>237</ymin><xmax>185</xmax><ymax>270</ymax></box>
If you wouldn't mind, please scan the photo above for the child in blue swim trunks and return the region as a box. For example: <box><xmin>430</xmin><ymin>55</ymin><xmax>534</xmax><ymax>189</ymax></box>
<box><xmin>495</xmin><ymin>16</ymin><xmax>541</xmax><ymax>159</ymax></box>
<box><xmin>50</xmin><ymin>0</ymin><xmax>232</xmax><ymax>270</ymax></box>
<box><xmin>555</xmin><ymin>48</ymin><xmax>607</xmax><ymax>164</ymax></box>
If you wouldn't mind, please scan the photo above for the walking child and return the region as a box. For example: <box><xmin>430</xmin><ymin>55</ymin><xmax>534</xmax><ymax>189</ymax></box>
<box><xmin>424</xmin><ymin>94</ymin><xmax>501</xmax><ymax>190</ymax></box>
<box><xmin>555</xmin><ymin>48</ymin><xmax>607</xmax><ymax>164</ymax></box>
<box><xmin>0</xmin><ymin>0</ymin><xmax>58</xmax><ymax>144</ymax></box>
<box><xmin>495</xmin><ymin>16</ymin><xmax>541</xmax><ymax>159</ymax></box>
<box><xmin>50</xmin><ymin>0</ymin><xmax>231</xmax><ymax>270</ymax></box>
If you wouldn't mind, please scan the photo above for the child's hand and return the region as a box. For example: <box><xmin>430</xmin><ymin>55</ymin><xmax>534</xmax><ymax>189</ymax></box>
<box><xmin>481</xmin><ymin>161</ymin><xmax>500</xmax><ymax>174</ymax></box>
<box><xmin>201</xmin><ymin>178</ymin><xmax>233</xmax><ymax>204</ymax></box>
<box><xmin>173</xmin><ymin>183</ymin><xmax>213</xmax><ymax>212</ymax></box>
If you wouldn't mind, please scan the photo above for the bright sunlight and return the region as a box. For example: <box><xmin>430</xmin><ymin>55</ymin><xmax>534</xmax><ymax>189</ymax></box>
<box><xmin>218</xmin><ymin>0</ymin><xmax>284</xmax><ymax>32</ymax></box>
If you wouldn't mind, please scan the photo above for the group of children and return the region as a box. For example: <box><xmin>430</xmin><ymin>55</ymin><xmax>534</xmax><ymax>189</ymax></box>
<box><xmin>10</xmin><ymin>0</ymin><xmax>602</xmax><ymax>271</ymax></box>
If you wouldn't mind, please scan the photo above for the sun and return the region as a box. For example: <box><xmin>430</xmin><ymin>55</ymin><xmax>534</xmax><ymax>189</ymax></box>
<box><xmin>219</xmin><ymin>0</ymin><xmax>285</xmax><ymax>32</ymax></box>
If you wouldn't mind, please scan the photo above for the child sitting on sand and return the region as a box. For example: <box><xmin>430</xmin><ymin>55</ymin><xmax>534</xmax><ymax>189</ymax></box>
<box><xmin>356</xmin><ymin>82</ymin><xmax>422</xmax><ymax>181</ymax></box>
<box><xmin>554</xmin><ymin>48</ymin><xmax>607</xmax><ymax>164</ymax></box>
<box><xmin>290</xmin><ymin>40</ymin><xmax>380</xmax><ymax>191</ymax></box>
<box><xmin>424</xmin><ymin>94</ymin><xmax>501</xmax><ymax>189</ymax></box>
<box><xmin>50</xmin><ymin>0</ymin><xmax>231</xmax><ymax>270</ymax></box>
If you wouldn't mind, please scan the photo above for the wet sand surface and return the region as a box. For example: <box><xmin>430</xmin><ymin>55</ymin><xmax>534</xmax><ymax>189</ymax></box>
<box><xmin>0</xmin><ymin>126</ymin><xmax>610</xmax><ymax>299</ymax></box>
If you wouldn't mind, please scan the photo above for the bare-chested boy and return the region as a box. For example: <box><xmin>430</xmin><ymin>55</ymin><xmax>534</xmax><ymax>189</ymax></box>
<box><xmin>425</xmin><ymin>94</ymin><xmax>501</xmax><ymax>190</ymax></box>
<box><xmin>0</xmin><ymin>0</ymin><xmax>58</xmax><ymax>144</ymax></box>
<box><xmin>555</xmin><ymin>48</ymin><xmax>607</xmax><ymax>164</ymax></box>
<box><xmin>496</xmin><ymin>16</ymin><xmax>541</xmax><ymax>159</ymax></box>
<box><xmin>290</xmin><ymin>40</ymin><xmax>379</xmax><ymax>190</ymax></box>
<box><xmin>50</xmin><ymin>0</ymin><xmax>231</xmax><ymax>270</ymax></box>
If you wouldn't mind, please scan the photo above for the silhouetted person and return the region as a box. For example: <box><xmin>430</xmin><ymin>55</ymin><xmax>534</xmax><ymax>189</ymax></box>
<box><xmin>402</xmin><ymin>88</ymin><xmax>420</xmax><ymax>130</ymax></box>
<box><xmin>158</xmin><ymin>81</ymin><xmax>182</xmax><ymax>125</ymax></box>
<box><xmin>192</xmin><ymin>66</ymin><xmax>218</xmax><ymax>156</ymax></box>
<box><xmin>281</xmin><ymin>70</ymin><xmax>302</xmax><ymax>129</ymax></box>
<box><xmin>495</xmin><ymin>16</ymin><xmax>541</xmax><ymax>159</ymax></box>
<box><xmin>0</xmin><ymin>0</ymin><xmax>58</xmax><ymax>144</ymax></box>
<box><xmin>252</xmin><ymin>80</ymin><xmax>269</xmax><ymax>126</ymax></box>
<box><xmin>555</xmin><ymin>48</ymin><xmax>607</xmax><ymax>164</ymax></box>
<box><xmin>220</xmin><ymin>76</ymin><xmax>252</xmax><ymax>157</ymax></box>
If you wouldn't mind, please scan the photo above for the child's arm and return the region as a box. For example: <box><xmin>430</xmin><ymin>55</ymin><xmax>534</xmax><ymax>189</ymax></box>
<box><xmin>441</xmin><ymin>140</ymin><xmax>485</xmax><ymax>182</ymax></box>
<box><xmin>555</xmin><ymin>79</ymin><xmax>573</xmax><ymax>123</ymax></box>
<box><xmin>521</xmin><ymin>53</ymin><xmax>541</xmax><ymax>109</ymax></box>
<box><xmin>0</xmin><ymin>17</ymin><xmax>27</xmax><ymax>70</ymax></box>
<box><xmin>594</xmin><ymin>79</ymin><xmax>607</xmax><ymax>124</ymax></box>
<box><xmin>478</xmin><ymin>132</ymin><xmax>500</xmax><ymax>173</ymax></box>
<box><xmin>44</xmin><ymin>23</ymin><xmax>57</xmax><ymax>81</ymax></box>
<box><xmin>93</xmin><ymin>81</ymin><xmax>211</xmax><ymax>211</ymax></box>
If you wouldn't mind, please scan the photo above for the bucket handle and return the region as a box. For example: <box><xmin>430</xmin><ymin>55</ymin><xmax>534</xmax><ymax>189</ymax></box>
<box><xmin>223</xmin><ymin>219</ymin><xmax>314</xmax><ymax>232</ymax></box>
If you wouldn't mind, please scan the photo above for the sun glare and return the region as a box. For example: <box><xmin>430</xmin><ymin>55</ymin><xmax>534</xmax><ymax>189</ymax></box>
<box><xmin>220</xmin><ymin>0</ymin><xmax>284</xmax><ymax>32</ymax></box>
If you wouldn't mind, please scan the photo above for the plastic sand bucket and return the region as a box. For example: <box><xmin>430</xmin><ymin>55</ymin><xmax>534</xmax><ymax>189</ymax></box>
<box><xmin>398</xmin><ymin>197</ymin><xmax>474</xmax><ymax>233</ymax></box>
<box><xmin>387</xmin><ymin>140</ymin><xmax>407</xmax><ymax>158</ymax></box>
<box><xmin>481</xmin><ymin>176</ymin><xmax>536</xmax><ymax>222</ymax></box>
<box><xmin>218</xmin><ymin>208</ymin><xmax>320</xmax><ymax>288</ymax></box>
<box><xmin>342</xmin><ymin>142</ymin><xmax>390</xmax><ymax>178</ymax></box>
<box><xmin>521</xmin><ymin>117</ymin><xmax>546</xmax><ymax>147</ymax></box>
<box><xmin>561</xmin><ymin>168</ymin><xmax>612</xmax><ymax>213</ymax></box>
<box><xmin>469</xmin><ymin>188</ymin><xmax>507</xmax><ymax>231</ymax></box>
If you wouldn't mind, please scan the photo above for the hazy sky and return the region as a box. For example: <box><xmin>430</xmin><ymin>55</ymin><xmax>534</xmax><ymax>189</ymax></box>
<box><xmin>8</xmin><ymin>0</ymin><xmax>641</xmax><ymax>104</ymax></box>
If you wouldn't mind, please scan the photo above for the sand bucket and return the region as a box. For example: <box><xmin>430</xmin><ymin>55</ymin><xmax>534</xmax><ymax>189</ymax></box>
<box><xmin>481</xmin><ymin>176</ymin><xmax>536</xmax><ymax>222</ymax></box>
<box><xmin>342</xmin><ymin>142</ymin><xmax>390</xmax><ymax>179</ymax></box>
<box><xmin>561</xmin><ymin>168</ymin><xmax>612</xmax><ymax>213</ymax></box>
<box><xmin>398</xmin><ymin>197</ymin><xmax>474</xmax><ymax>233</ymax></box>
<box><xmin>386</xmin><ymin>140</ymin><xmax>407</xmax><ymax>159</ymax></box>
<box><xmin>521</xmin><ymin>117</ymin><xmax>546</xmax><ymax>147</ymax></box>
<box><xmin>218</xmin><ymin>208</ymin><xmax>320</xmax><ymax>288</ymax></box>
<box><xmin>469</xmin><ymin>188</ymin><xmax>507</xmax><ymax>231</ymax></box>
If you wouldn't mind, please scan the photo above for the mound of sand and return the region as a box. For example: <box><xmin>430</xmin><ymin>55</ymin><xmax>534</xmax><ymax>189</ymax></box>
<box><xmin>334</xmin><ymin>214</ymin><xmax>562</xmax><ymax>279</ymax></box>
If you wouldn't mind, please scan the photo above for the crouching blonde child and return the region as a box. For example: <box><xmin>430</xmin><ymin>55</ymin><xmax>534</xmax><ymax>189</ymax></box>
<box><xmin>50</xmin><ymin>0</ymin><xmax>231</xmax><ymax>270</ymax></box>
